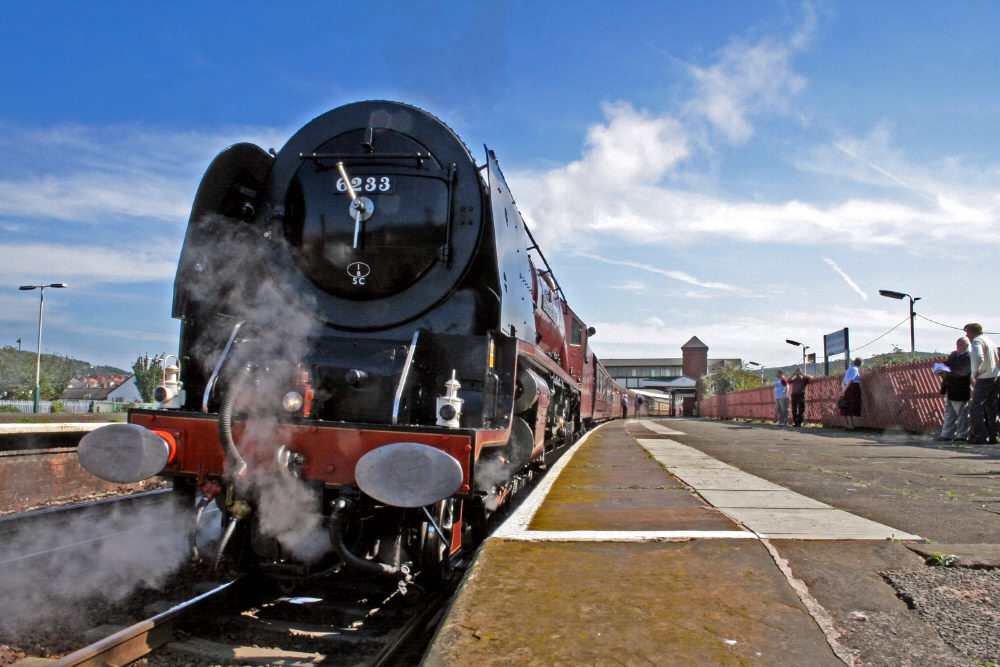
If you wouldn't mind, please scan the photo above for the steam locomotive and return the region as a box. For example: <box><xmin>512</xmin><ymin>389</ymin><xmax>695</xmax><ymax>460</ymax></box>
<box><xmin>79</xmin><ymin>101</ymin><xmax>633</xmax><ymax>585</ymax></box>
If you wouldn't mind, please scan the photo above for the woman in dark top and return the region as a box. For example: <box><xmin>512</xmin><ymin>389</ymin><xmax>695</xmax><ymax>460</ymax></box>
<box><xmin>840</xmin><ymin>357</ymin><xmax>863</xmax><ymax>430</ymax></box>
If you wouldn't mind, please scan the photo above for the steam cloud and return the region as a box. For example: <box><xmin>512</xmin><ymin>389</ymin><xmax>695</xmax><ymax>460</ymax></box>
<box><xmin>179</xmin><ymin>211</ymin><xmax>333</xmax><ymax>564</ymax></box>
<box><xmin>0</xmin><ymin>500</ymin><xmax>189</xmax><ymax>635</ymax></box>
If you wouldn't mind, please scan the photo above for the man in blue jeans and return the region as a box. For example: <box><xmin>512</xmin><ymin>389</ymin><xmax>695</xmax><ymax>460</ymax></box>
<box><xmin>964</xmin><ymin>323</ymin><xmax>999</xmax><ymax>444</ymax></box>
<box><xmin>773</xmin><ymin>370</ymin><xmax>790</xmax><ymax>426</ymax></box>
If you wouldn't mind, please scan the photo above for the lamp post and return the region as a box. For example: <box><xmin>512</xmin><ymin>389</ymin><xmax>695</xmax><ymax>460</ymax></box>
<box><xmin>18</xmin><ymin>283</ymin><xmax>68</xmax><ymax>413</ymax></box>
<box><xmin>878</xmin><ymin>289</ymin><xmax>920</xmax><ymax>354</ymax></box>
<box><xmin>786</xmin><ymin>339</ymin><xmax>809</xmax><ymax>372</ymax></box>
<box><xmin>746</xmin><ymin>361</ymin><xmax>763</xmax><ymax>380</ymax></box>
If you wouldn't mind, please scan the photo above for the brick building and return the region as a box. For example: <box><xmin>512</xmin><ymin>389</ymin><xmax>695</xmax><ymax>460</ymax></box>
<box><xmin>603</xmin><ymin>336</ymin><xmax>741</xmax><ymax>416</ymax></box>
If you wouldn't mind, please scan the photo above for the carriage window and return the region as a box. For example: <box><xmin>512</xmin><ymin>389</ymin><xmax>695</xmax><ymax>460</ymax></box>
<box><xmin>571</xmin><ymin>319</ymin><xmax>582</xmax><ymax>345</ymax></box>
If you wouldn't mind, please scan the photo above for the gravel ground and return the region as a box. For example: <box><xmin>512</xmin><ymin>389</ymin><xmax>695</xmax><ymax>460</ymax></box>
<box><xmin>883</xmin><ymin>566</ymin><xmax>1000</xmax><ymax>665</ymax></box>
<box><xmin>0</xmin><ymin>479</ymin><xmax>170</xmax><ymax>517</ymax></box>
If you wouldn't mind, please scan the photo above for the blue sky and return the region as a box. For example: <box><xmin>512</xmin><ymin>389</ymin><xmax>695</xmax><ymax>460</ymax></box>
<box><xmin>2</xmin><ymin>1</ymin><xmax>999</xmax><ymax>372</ymax></box>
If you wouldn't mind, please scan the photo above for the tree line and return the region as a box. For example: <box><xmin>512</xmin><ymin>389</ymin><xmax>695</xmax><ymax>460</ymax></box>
<box><xmin>0</xmin><ymin>346</ymin><xmax>157</xmax><ymax>401</ymax></box>
<box><xmin>702</xmin><ymin>345</ymin><xmax>935</xmax><ymax>397</ymax></box>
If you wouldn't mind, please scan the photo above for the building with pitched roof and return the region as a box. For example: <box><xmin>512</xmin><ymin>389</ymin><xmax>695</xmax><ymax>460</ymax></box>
<box><xmin>603</xmin><ymin>336</ymin><xmax>741</xmax><ymax>416</ymax></box>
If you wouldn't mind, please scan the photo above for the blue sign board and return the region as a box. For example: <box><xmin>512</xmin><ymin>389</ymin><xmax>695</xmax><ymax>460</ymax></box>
<box><xmin>824</xmin><ymin>328</ymin><xmax>849</xmax><ymax>356</ymax></box>
<box><xmin>823</xmin><ymin>328</ymin><xmax>850</xmax><ymax>375</ymax></box>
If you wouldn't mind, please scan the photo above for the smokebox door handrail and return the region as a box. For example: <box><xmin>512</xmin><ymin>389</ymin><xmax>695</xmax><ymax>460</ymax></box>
<box><xmin>203</xmin><ymin>320</ymin><xmax>246</xmax><ymax>413</ymax></box>
<box><xmin>392</xmin><ymin>330</ymin><xmax>421</xmax><ymax>425</ymax></box>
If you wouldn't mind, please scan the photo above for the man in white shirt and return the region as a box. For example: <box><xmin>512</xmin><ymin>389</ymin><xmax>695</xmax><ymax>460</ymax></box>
<box><xmin>773</xmin><ymin>370</ymin><xmax>790</xmax><ymax>426</ymax></box>
<box><xmin>964</xmin><ymin>323</ymin><xmax>999</xmax><ymax>444</ymax></box>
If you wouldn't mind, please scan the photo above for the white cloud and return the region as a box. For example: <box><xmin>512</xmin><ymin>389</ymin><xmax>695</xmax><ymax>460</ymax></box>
<box><xmin>822</xmin><ymin>257</ymin><xmax>867</xmax><ymax>300</ymax></box>
<box><xmin>577</xmin><ymin>252</ymin><xmax>746</xmax><ymax>293</ymax></box>
<box><xmin>588</xmin><ymin>304</ymin><xmax>957</xmax><ymax>368</ymax></box>
<box><xmin>510</xmin><ymin>19</ymin><xmax>1000</xmax><ymax>256</ymax></box>
<box><xmin>0</xmin><ymin>122</ymin><xmax>288</xmax><ymax>225</ymax></box>
<box><xmin>0</xmin><ymin>172</ymin><xmax>191</xmax><ymax>224</ymax></box>
<box><xmin>685</xmin><ymin>37</ymin><xmax>807</xmax><ymax>144</ymax></box>
<box><xmin>0</xmin><ymin>242</ymin><xmax>178</xmax><ymax>285</ymax></box>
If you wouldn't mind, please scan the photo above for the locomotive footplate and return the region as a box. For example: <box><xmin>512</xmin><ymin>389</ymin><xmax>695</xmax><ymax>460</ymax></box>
<box><xmin>118</xmin><ymin>408</ymin><xmax>517</xmax><ymax>493</ymax></box>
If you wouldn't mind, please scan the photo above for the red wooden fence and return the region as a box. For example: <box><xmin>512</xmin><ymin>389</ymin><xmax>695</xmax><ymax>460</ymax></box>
<box><xmin>699</xmin><ymin>357</ymin><xmax>947</xmax><ymax>433</ymax></box>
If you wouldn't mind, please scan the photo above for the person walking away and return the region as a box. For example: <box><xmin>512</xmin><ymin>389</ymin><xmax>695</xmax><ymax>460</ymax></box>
<box><xmin>964</xmin><ymin>323</ymin><xmax>999</xmax><ymax>444</ymax></box>
<box><xmin>840</xmin><ymin>358</ymin><xmax>863</xmax><ymax>430</ymax></box>
<box><xmin>773</xmin><ymin>370</ymin><xmax>790</xmax><ymax>426</ymax></box>
<box><xmin>621</xmin><ymin>395</ymin><xmax>629</xmax><ymax>419</ymax></box>
<box><xmin>636</xmin><ymin>394</ymin><xmax>644</xmax><ymax>417</ymax></box>
<box><xmin>788</xmin><ymin>368</ymin><xmax>813</xmax><ymax>427</ymax></box>
<box><xmin>935</xmin><ymin>337</ymin><xmax>972</xmax><ymax>442</ymax></box>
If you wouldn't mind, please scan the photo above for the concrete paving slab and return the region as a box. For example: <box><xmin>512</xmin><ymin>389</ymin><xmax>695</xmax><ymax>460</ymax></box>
<box><xmin>634</xmin><ymin>435</ymin><xmax>922</xmax><ymax>541</ymax></box>
<box><xmin>773</xmin><ymin>540</ymin><xmax>968</xmax><ymax>666</ymax></box>
<box><xmin>640</xmin><ymin>449</ymin><xmax>738</xmax><ymax>468</ymax></box>
<box><xmin>698</xmin><ymin>489</ymin><xmax>831</xmax><ymax>509</ymax></box>
<box><xmin>906</xmin><ymin>543</ymin><xmax>1000</xmax><ymax>568</ymax></box>
<box><xmin>661</xmin><ymin>469</ymin><xmax>790</xmax><ymax>490</ymax></box>
<box><xmin>726</xmin><ymin>507</ymin><xmax>921</xmax><ymax>540</ymax></box>
<box><xmin>424</xmin><ymin>539</ymin><xmax>842</xmax><ymax>666</ymax></box>
<box><xmin>525</xmin><ymin>425</ymin><xmax>744</xmax><ymax>533</ymax></box>
<box><xmin>635</xmin><ymin>419</ymin><xmax>686</xmax><ymax>435</ymax></box>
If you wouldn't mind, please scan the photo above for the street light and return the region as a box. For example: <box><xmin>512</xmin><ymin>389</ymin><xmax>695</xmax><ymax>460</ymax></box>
<box><xmin>746</xmin><ymin>361</ymin><xmax>763</xmax><ymax>380</ymax></box>
<box><xmin>786</xmin><ymin>339</ymin><xmax>810</xmax><ymax>372</ymax></box>
<box><xmin>18</xmin><ymin>283</ymin><xmax>68</xmax><ymax>413</ymax></box>
<box><xmin>878</xmin><ymin>289</ymin><xmax>921</xmax><ymax>354</ymax></box>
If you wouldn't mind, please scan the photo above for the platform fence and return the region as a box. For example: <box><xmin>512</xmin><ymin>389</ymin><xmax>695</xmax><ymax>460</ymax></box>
<box><xmin>0</xmin><ymin>399</ymin><xmax>137</xmax><ymax>414</ymax></box>
<box><xmin>699</xmin><ymin>356</ymin><xmax>948</xmax><ymax>433</ymax></box>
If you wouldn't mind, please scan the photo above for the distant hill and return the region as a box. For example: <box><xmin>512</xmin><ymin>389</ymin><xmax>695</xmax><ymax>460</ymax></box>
<box><xmin>758</xmin><ymin>350</ymin><xmax>943</xmax><ymax>379</ymax></box>
<box><xmin>0</xmin><ymin>346</ymin><xmax>129</xmax><ymax>399</ymax></box>
<box><xmin>0</xmin><ymin>347</ymin><xmax>128</xmax><ymax>377</ymax></box>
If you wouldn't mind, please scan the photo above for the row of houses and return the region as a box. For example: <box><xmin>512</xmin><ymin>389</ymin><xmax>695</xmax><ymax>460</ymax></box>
<box><xmin>60</xmin><ymin>374</ymin><xmax>141</xmax><ymax>403</ymax></box>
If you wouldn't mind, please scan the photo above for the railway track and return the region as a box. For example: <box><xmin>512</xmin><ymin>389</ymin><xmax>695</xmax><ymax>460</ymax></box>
<box><xmin>0</xmin><ymin>486</ymin><xmax>469</xmax><ymax>665</ymax></box>
<box><xmin>2</xmin><ymin>492</ymin><xmax>452</xmax><ymax>666</ymax></box>
<box><xmin>38</xmin><ymin>570</ymin><xmax>449</xmax><ymax>666</ymax></box>
<box><xmin>1</xmin><ymin>431</ymin><xmax>576</xmax><ymax>665</ymax></box>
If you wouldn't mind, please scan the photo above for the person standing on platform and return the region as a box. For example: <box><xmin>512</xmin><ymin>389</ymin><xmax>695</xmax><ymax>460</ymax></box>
<box><xmin>840</xmin><ymin>358</ymin><xmax>863</xmax><ymax>430</ymax></box>
<box><xmin>964</xmin><ymin>323</ymin><xmax>999</xmax><ymax>444</ymax></box>
<box><xmin>788</xmin><ymin>367</ymin><xmax>813</xmax><ymax>427</ymax></box>
<box><xmin>635</xmin><ymin>394</ymin><xmax>644</xmax><ymax>417</ymax></box>
<box><xmin>621</xmin><ymin>395</ymin><xmax>629</xmax><ymax>419</ymax></box>
<box><xmin>935</xmin><ymin>337</ymin><xmax>972</xmax><ymax>442</ymax></box>
<box><xmin>773</xmin><ymin>370</ymin><xmax>790</xmax><ymax>426</ymax></box>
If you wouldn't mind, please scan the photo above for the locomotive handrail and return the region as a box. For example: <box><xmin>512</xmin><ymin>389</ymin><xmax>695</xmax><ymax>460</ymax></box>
<box><xmin>391</xmin><ymin>330</ymin><xmax>421</xmax><ymax>425</ymax></box>
<box><xmin>299</xmin><ymin>151</ymin><xmax>430</xmax><ymax>168</ymax></box>
<box><xmin>440</xmin><ymin>163</ymin><xmax>457</xmax><ymax>267</ymax></box>
<box><xmin>202</xmin><ymin>319</ymin><xmax>245</xmax><ymax>413</ymax></box>
<box><xmin>522</xmin><ymin>215</ymin><xmax>565</xmax><ymax>302</ymax></box>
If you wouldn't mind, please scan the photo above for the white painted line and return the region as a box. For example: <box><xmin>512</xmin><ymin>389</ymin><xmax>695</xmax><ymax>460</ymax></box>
<box><xmin>498</xmin><ymin>530</ymin><xmax>755</xmax><ymax>542</ymax></box>
<box><xmin>0</xmin><ymin>422</ymin><xmax>110</xmax><ymax>434</ymax></box>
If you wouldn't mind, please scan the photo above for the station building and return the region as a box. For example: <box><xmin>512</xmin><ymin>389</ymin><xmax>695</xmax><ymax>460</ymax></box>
<box><xmin>603</xmin><ymin>336</ymin><xmax>741</xmax><ymax>416</ymax></box>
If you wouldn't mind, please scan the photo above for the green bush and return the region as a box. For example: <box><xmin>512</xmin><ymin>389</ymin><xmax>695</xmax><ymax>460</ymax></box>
<box><xmin>0</xmin><ymin>405</ymin><xmax>21</xmax><ymax>413</ymax></box>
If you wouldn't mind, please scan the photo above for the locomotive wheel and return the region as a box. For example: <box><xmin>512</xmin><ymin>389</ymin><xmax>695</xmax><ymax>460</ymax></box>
<box><xmin>419</xmin><ymin>499</ymin><xmax>456</xmax><ymax>585</ymax></box>
<box><xmin>503</xmin><ymin>417</ymin><xmax>535</xmax><ymax>470</ymax></box>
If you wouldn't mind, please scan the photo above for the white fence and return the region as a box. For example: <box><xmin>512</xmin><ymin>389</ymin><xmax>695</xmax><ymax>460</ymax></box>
<box><xmin>0</xmin><ymin>399</ymin><xmax>134</xmax><ymax>414</ymax></box>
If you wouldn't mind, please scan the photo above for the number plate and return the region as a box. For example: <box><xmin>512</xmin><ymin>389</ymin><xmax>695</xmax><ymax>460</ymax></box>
<box><xmin>335</xmin><ymin>175</ymin><xmax>393</xmax><ymax>194</ymax></box>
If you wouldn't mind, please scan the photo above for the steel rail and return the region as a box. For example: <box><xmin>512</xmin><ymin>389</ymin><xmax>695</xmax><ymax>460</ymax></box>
<box><xmin>49</xmin><ymin>577</ymin><xmax>244</xmax><ymax>667</ymax></box>
<box><xmin>367</xmin><ymin>588</ymin><xmax>451</xmax><ymax>667</ymax></box>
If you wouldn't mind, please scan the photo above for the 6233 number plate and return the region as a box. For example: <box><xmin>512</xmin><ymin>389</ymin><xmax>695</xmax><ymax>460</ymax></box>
<box><xmin>335</xmin><ymin>176</ymin><xmax>393</xmax><ymax>194</ymax></box>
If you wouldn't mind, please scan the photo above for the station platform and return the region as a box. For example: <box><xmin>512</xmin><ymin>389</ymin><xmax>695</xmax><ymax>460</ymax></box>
<box><xmin>423</xmin><ymin>418</ymin><xmax>994</xmax><ymax>665</ymax></box>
